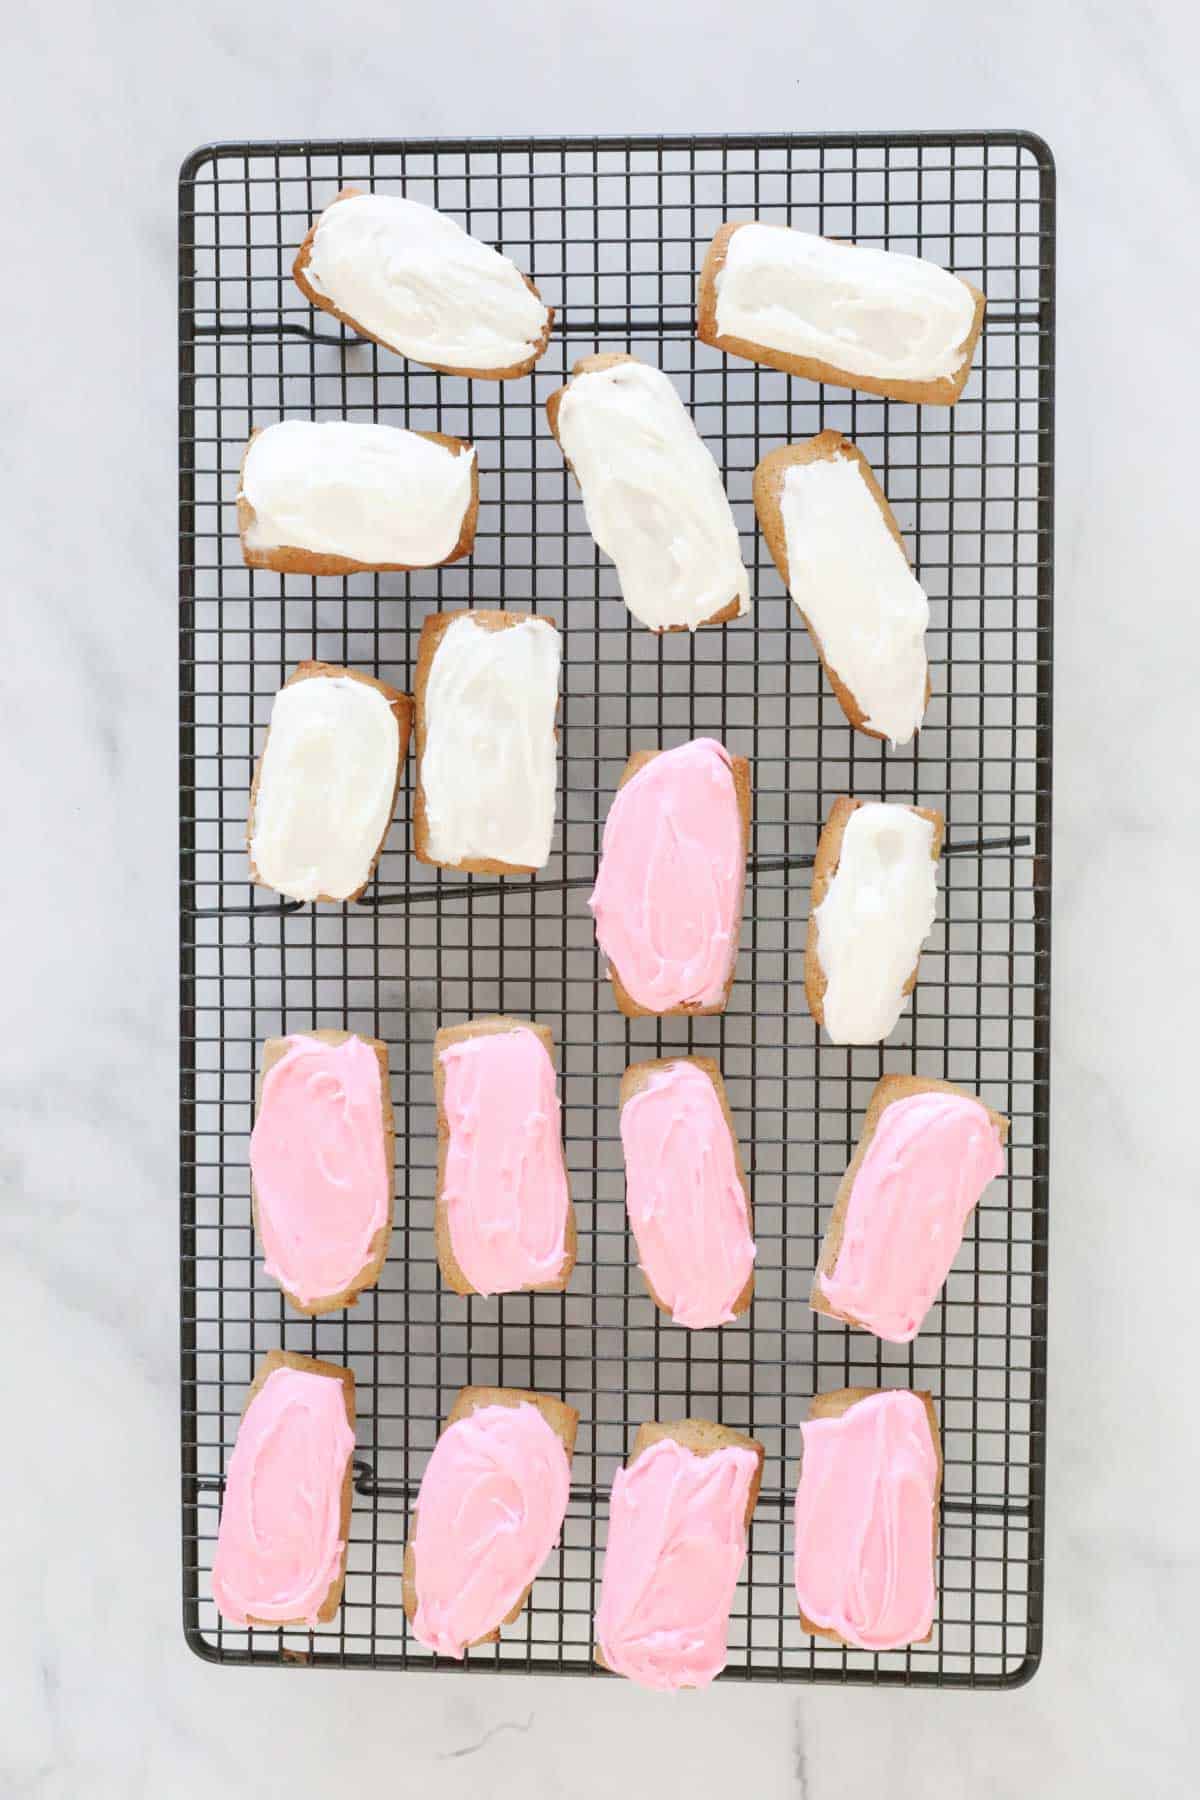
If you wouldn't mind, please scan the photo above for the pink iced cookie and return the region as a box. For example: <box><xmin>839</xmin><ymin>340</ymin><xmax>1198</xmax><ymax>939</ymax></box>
<box><xmin>405</xmin><ymin>1393</ymin><xmax>576</xmax><ymax>1658</ymax></box>
<box><xmin>596</xmin><ymin>1425</ymin><xmax>763</xmax><ymax>1690</ymax></box>
<box><xmin>249</xmin><ymin>1031</ymin><xmax>393</xmax><ymax>1311</ymax></box>
<box><xmin>620</xmin><ymin>1057</ymin><xmax>755</xmax><ymax>1329</ymax></box>
<box><xmin>794</xmin><ymin>1388</ymin><xmax>941</xmax><ymax>1650</ymax></box>
<box><xmin>212</xmin><ymin>1354</ymin><xmax>355</xmax><ymax>1627</ymax></box>
<box><xmin>814</xmin><ymin>1077</ymin><xmax>1007</xmax><ymax>1342</ymax></box>
<box><xmin>589</xmin><ymin>737</ymin><xmax>750</xmax><ymax>1015</ymax></box>
<box><xmin>435</xmin><ymin>1019</ymin><xmax>574</xmax><ymax>1296</ymax></box>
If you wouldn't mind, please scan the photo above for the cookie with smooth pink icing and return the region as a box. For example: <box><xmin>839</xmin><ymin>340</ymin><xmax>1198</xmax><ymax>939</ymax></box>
<box><xmin>403</xmin><ymin>1389</ymin><xmax>578</xmax><ymax>1657</ymax></box>
<box><xmin>212</xmin><ymin>1351</ymin><xmax>356</xmax><ymax>1628</ymax></box>
<box><xmin>812</xmin><ymin>1074</ymin><xmax>1008</xmax><ymax>1343</ymax></box>
<box><xmin>596</xmin><ymin>1420</ymin><xmax>763</xmax><ymax>1690</ymax></box>
<box><xmin>250</xmin><ymin>1031</ymin><xmax>394</xmax><ymax>1313</ymax></box>
<box><xmin>433</xmin><ymin>1017</ymin><xmax>575</xmax><ymax>1297</ymax></box>
<box><xmin>589</xmin><ymin>737</ymin><xmax>751</xmax><ymax>1017</ymax></box>
<box><xmin>794</xmin><ymin>1388</ymin><xmax>941</xmax><ymax>1650</ymax></box>
<box><xmin>619</xmin><ymin>1056</ymin><xmax>755</xmax><ymax>1329</ymax></box>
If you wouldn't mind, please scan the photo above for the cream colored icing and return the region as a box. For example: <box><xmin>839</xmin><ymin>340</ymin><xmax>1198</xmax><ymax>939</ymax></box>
<box><xmin>814</xmin><ymin>804</ymin><xmax>938</xmax><ymax>1044</ymax></box>
<box><xmin>250</xmin><ymin>674</ymin><xmax>400</xmax><ymax>902</ymax></box>
<box><xmin>241</xmin><ymin>420</ymin><xmax>474</xmax><ymax>567</ymax></box>
<box><xmin>555</xmin><ymin>357</ymin><xmax>749</xmax><ymax>631</ymax></box>
<box><xmin>305</xmin><ymin>192</ymin><xmax>549</xmax><ymax>373</ymax></box>
<box><xmin>715</xmin><ymin>222</ymin><xmax>977</xmax><ymax>384</ymax></box>
<box><xmin>420</xmin><ymin>615</ymin><xmax>558</xmax><ymax>870</ymax></box>
<box><xmin>779</xmin><ymin>451</ymin><xmax>928</xmax><ymax>746</ymax></box>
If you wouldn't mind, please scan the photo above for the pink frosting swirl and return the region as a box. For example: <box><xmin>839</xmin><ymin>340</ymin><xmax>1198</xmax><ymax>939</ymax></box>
<box><xmin>596</xmin><ymin>1436</ymin><xmax>759</xmax><ymax>1690</ymax></box>
<box><xmin>212</xmin><ymin>1364</ymin><xmax>354</xmax><ymax>1627</ymax></box>
<box><xmin>249</xmin><ymin>1034</ymin><xmax>390</xmax><ymax>1306</ymax></box>
<box><xmin>794</xmin><ymin>1391</ymin><xmax>938</xmax><ymax>1650</ymax></box>
<box><xmin>818</xmin><ymin>1090</ymin><xmax>1005</xmax><ymax>1341</ymax></box>
<box><xmin>620</xmin><ymin>1061</ymin><xmax>755</xmax><ymax>1328</ymax></box>
<box><xmin>589</xmin><ymin>738</ymin><xmax>745</xmax><ymax>1012</ymax></box>
<box><xmin>410</xmin><ymin>1401</ymin><xmax>572</xmax><ymax>1658</ymax></box>
<box><xmin>439</xmin><ymin>1026</ymin><xmax>570</xmax><ymax>1295</ymax></box>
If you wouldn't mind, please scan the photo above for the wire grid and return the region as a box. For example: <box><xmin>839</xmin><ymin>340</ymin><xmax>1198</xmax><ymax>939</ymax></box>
<box><xmin>179</xmin><ymin>132</ymin><xmax>1053</xmax><ymax>1686</ymax></box>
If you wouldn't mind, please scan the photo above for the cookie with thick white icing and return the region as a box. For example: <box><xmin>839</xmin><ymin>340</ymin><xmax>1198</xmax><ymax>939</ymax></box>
<box><xmin>413</xmin><ymin>611</ymin><xmax>559</xmax><ymax>875</ymax></box>
<box><xmin>755</xmin><ymin>431</ymin><xmax>930</xmax><ymax>746</ymax></box>
<box><xmin>294</xmin><ymin>187</ymin><xmax>553</xmax><ymax>379</ymax></box>
<box><xmin>247</xmin><ymin>662</ymin><xmax>411</xmax><ymax>903</ymax></box>
<box><xmin>804</xmin><ymin>796</ymin><xmax>943</xmax><ymax>1044</ymax></box>
<box><xmin>698</xmin><ymin>220</ymin><xmax>985</xmax><ymax>405</ymax></box>
<box><xmin>238</xmin><ymin>420</ymin><xmax>477</xmax><ymax>575</ymax></box>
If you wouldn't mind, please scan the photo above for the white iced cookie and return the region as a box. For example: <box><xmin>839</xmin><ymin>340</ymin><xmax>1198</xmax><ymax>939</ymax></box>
<box><xmin>549</xmin><ymin>355</ymin><xmax>749</xmax><ymax>633</ymax></box>
<box><xmin>249</xmin><ymin>668</ymin><xmax>407</xmax><ymax>903</ymax></box>
<box><xmin>755</xmin><ymin>433</ymin><xmax>928</xmax><ymax>746</ymax></box>
<box><xmin>700</xmin><ymin>221</ymin><xmax>984</xmax><ymax>403</ymax></box>
<box><xmin>240</xmin><ymin>421</ymin><xmax>476</xmax><ymax>571</ymax></box>
<box><xmin>807</xmin><ymin>800</ymin><xmax>942</xmax><ymax>1044</ymax></box>
<box><xmin>415</xmin><ymin>614</ymin><xmax>559</xmax><ymax>873</ymax></box>
<box><xmin>296</xmin><ymin>190</ymin><xmax>552</xmax><ymax>377</ymax></box>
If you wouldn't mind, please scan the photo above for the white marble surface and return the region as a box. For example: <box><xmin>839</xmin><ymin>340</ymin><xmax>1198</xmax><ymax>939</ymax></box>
<box><xmin>5</xmin><ymin>1</ymin><xmax>1199</xmax><ymax>1794</ymax></box>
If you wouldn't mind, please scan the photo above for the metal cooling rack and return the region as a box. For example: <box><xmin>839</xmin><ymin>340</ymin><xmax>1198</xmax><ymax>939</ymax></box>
<box><xmin>179</xmin><ymin>131</ymin><xmax>1053</xmax><ymax>1686</ymax></box>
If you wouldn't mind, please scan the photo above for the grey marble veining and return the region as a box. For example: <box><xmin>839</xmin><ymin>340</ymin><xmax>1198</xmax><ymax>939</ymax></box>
<box><xmin>5</xmin><ymin>1</ymin><xmax>1200</xmax><ymax>1795</ymax></box>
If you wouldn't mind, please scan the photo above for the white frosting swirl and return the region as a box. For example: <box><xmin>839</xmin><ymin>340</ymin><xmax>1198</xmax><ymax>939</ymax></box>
<box><xmin>241</xmin><ymin>420</ymin><xmax>474</xmax><ymax>567</ymax></box>
<box><xmin>305</xmin><ymin>192</ymin><xmax>549</xmax><ymax>373</ymax></box>
<box><xmin>814</xmin><ymin>804</ymin><xmax>938</xmax><ymax>1043</ymax></box>
<box><xmin>555</xmin><ymin>359</ymin><xmax>749</xmax><ymax>632</ymax></box>
<box><xmin>779</xmin><ymin>452</ymin><xmax>928</xmax><ymax>746</ymax></box>
<box><xmin>421</xmin><ymin>616</ymin><xmax>559</xmax><ymax>870</ymax></box>
<box><xmin>716</xmin><ymin>223</ymin><xmax>977</xmax><ymax>383</ymax></box>
<box><xmin>251</xmin><ymin>675</ymin><xmax>400</xmax><ymax>902</ymax></box>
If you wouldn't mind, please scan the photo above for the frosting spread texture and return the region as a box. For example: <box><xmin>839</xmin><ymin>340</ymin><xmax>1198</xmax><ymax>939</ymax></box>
<box><xmin>241</xmin><ymin>420</ymin><xmax>474</xmax><ymax>566</ymax></box>
<box><xmin>589</xmin><ymin>738</ymin><xmax>745</xmax><ymax>1012</ymax></box>
<box><xmin>421</xmin><ymin>616</ymin><xmax>558</xmax><ymax>869</ymax></box>
<box><xmin>819</xmin><ymin>1090</ymin><xmax>1005</xmax><ymax>1342</ymax></box>
<box><xmin>716</xmin><ymin>223</ymin><xmax>977</xmax><ymax>384</ymax></box>
<box><xmin>212</xmin><ymin>1364</ymin><xmax>354</xmax><ymax>1626</ymax></box>
<box><xmin>780</xmin><ymin>452</ymin><xmax>928</xmax><ymax>746</ymax></box>
<box><xmin>596</xmin><ymin>1436</ymin><xmax>758</xmax><ymax>1690</ymax></box>
<box><xmin>555</xmin><ymin>358</ymin><xmax>749</xmax><ymax>631</ymax></box>
<box><xmin>814</xmin><ymin>803</ymin><xmax>938</xmax><ymax>1044</ymax></box>
<box><xmin>410</xmin><ymin>1401</ymin><xmax>571</xmax><ymax>1658</ymax></box>
<box><xmin>794</xmin><ymin>1391</ymin><xmax>938</xmax><ymax>1650</ymax></box>
<box><xmin>305</xmin><ymin>192</ymin><xmax>549</xmax><ymax>372</ymax></box>
<box><xmin>250</xmin><ymin>1034</ymin><xmax>390</xmax><ymax>1306</ymax></box>
<box><xmin>439</xmin><ymin>1027</ymin><xmax>570</xmax><ymax>1295</ymax></box>
<box><xmin>251</xmin><ymin>674</ymin><xmax>400</xmax><ymax>902</ymax></box>
<box><xmin>620</xmin><ymin>1061</ymin><xmax>755</xmax><ymax>1328</ymax></box>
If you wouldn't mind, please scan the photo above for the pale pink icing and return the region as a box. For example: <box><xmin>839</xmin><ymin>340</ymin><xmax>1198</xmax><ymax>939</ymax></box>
<box><xmin>794</xmin><ymin>1391</ymin><xmax>938</xmax><ymax>1650</ymax></box>
<box><xmin>410</xmin><ymin>1401</ymin><xmax>572</xmax><ymax>1658</ymax></box>
<box><xmin>249</xmin><ymin>1034</ymin><xmax>390</xmax><ymax>1306</ymax></box>
<box><xmin>818</xmin><ymin>1090</ymin><xmax>1005</xmax><ymax>1342</ymax></box>
<box><xmin>620</xmin><ymin>1061</ymin><xmax>756</xmax><ymax>1329</ymax></box>
<box><xmin>589</xmin><ymin>737</ymin><xmax>745</xmax><ymax>1012</ymax></box>
<box><xmin>212</xmin><ymin>1364</ymin><xmax>355</xmax><ymax>1627</ymax></box>
<box><xmin>438</xmin><ymin>1027</ymin><xmax>570</xmax><ymax>1295</ymax></box>
<box><xmin>596</xmin><ymin>1436</ymin><xmax>758</xmax><ymax>1691</ymax></box>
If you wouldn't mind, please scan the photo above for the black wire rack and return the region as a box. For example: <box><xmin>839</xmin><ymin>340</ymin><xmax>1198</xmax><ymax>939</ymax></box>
<box><xmin>179</xmin><ymin>131</ymin><xmax>1053</xmax><ymax>1686</ymax></box>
